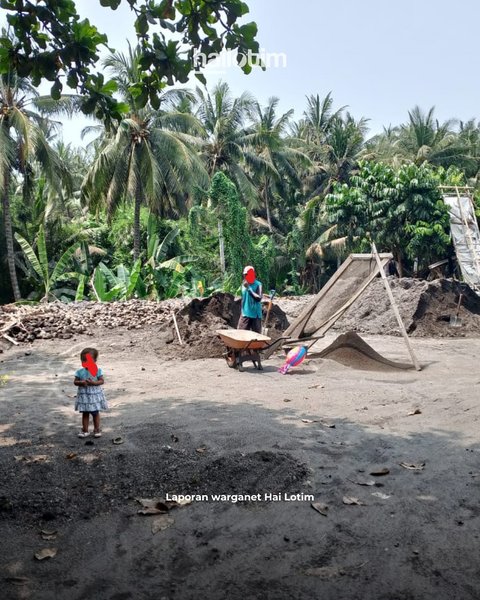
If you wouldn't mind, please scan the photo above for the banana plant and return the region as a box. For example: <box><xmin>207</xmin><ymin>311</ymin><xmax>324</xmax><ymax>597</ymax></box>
<box><xmin>91</xmin><ymin>260</ymin><xmax>142</xmax><ymax>301</ymax></box>
<box><xmin>143</xmin><ymin>216</ymin><xmax>197</xmax><ymax>299</ymax></box>
<box><xmin>14</xmin><ymin>225</ymin><xmax>80</xmax><ymax>301</ymax></box>
<box><xmin>64</xmin><ymin>242</ymin><xmax>106</xmax><ymax>301</ymax></box>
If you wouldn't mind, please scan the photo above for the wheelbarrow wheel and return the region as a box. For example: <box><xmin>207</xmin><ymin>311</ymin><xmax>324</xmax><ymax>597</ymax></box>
<box><xmin>226</xmin><ymin>350</ymin><xmax>237</xmax><ymax>369</ymax></box>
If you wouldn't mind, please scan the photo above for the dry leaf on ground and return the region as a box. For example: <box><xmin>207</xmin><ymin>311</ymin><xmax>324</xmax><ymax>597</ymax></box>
<box><xmin>311</xmin><ymin>502</ymin><xmax>328</xmax><ymax>516</ymax></box>
<box><xmin>15</xmin><ymin>455</ymin><xmax>48</xmax><ymax>464</ymax></box>
<box><xmin>151</xmin><ymin>515</ymin><xmax>174</xmax><ymax>534</ymax></box>
<box><xmin>399</xmin><ymin>462</ymin><xmax>425</xmax><ymax>471</ymax></box>
<box><xmin>65</xmin><ymin>453</ymin><xmax>77</xmax><ymax>460</ymax></box>
<box><xmin>370</xmin><ymin>467</ymin><xmax>390</xmax><ymax>476</ymax></box>
<box><xmin>407</xmin><ymin>409</ymin><xmax>422</xmax><ymax>416</ymax></box>
<box><xmin>136</xmin><ymin>498</ymin><xmax>170</xmax><ymax>515</ymax></box>
<box><xmin>34</xmin><ymin>548</ymin><xmax>57</xmax><ymax>560</ymax></box>
<box><xmin>371</xmin><ymin>491</ymin><xmax>390</xmax><ymax>499</ymax></box>
<box><xmin>349</xmin><ymin>478</ymin><xmax>376</xmax><ymax>486</ymax></box>
<box><xmin>301</xmin><ymin>419</ymin><xmax>318</xmax><ymax>424</ymax></box>
<box><xmin>196</xmin><ymin>447</ymin><xmax>206</xmax><ymax>454</ymax></box>
<box><xmin>342</xmin><ymin>496</ymin><xmax>362</xmax><ymax>505</ymax></box>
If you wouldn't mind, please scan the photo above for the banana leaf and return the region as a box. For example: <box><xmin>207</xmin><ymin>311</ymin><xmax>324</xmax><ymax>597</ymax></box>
<box><xmin>156</xmin><ymin>228</ymin><xmax>180</xmax><ymax>262</ymax></box>
<box><xmin>92</xmin><ymin>266</ymin><xmax>107</xmax><ymax>301</ymax></box>
<box><xmin>98</xmin><ymin>262</ymin><xmax>119</xmax><ymax>289</ymax></box>
<box><xmin>50</xmin><ymin>242</ymin><xmax>80</xmax><ymax>284</ymax></box>
<box><xmin>126</xmin><ymin>259</ymin><xmax>141</xmax><ymax>298</ymax></box>
<box><xmin>36</xmin><ymin>225</ymin><xmax>49</xmax><ymax>286</ymax></box>
<box><xmin>75</xmin><ymin>275</ymin><xmax>86</xmax><ymax>302</ymax></box>
<box><xmin>14</xmin><ymin>232</ymin><xmax>45</xmax><ymax>285</ymax></box>
<box><xmin>116</xmin><ymin>264</ymin><xmax>129</xmax><ymax>288</ymax></box>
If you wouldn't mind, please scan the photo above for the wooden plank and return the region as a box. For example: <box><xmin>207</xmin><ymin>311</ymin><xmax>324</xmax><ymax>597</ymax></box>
<box><xmin>283</xmin><ymin>254</ymin><xmax>355</xmax><ymax>339</ymax></box>
<box><xmin>371</xmin><ymin>242</ymin><xmax>421</xmax><ymax>371</ymax></box>
<box><xmin>284</xmin><ymin>253</ymin><xmax>393</xmax><ymax>340</ymax></box>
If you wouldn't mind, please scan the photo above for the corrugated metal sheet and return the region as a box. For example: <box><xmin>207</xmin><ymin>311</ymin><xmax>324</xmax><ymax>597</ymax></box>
<box><xmin>443</xmin><ymin>194</ymin><xmax>480</xmax><ymax>292</ymax></box>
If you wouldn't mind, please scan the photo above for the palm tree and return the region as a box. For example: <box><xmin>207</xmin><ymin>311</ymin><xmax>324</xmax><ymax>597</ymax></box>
<box><xmin>0</xmin><ymin>69</ymin><xmax>70</xmax><ymax>301</ymax></box>
<box><xmin>195</xmin><ymin>81</ymin><xmax>268</xmax><ymax>207</ymax></box>
<box><xmin>398</xmin><ymin>106</ymin><xmax>454</xmax><ymax>164</ymax></box>
<box><xmin>363</xmin><ymin>125</ymin><xmax>402</xmax><ymax>165</ymax></box>
<box><xmin>250</xmin><ymin>97</ymin><xmax>310</xmax><ymax>231</ymax></box>
<box><xmin>82</xmin><ymin>45</ymin><xmax>208</xmax><ymax>261</ymax></box>
<box><xmin>396</xmin><ymin>106</ymin><xmax>476</xmax><ymax>171</ymax></box>
<box><xmin>294</xmin><ymin>93</ymin><xmax>367</xmax><ymax>198</ymax></box>
<box><xmin>323</xmin><ymin>112</ymin><xmax>369</xmax><ymax>188</ymax></box>
<box><xmin>298</xmin><ymin>92</ymin><xmax>345</xmax><ymax>151</ymax></box>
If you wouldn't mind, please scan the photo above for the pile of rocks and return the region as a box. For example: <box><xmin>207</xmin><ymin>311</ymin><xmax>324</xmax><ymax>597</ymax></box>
<box><xmin>0</xmin><ymin>299</ymin><xmax>185</xmax><ymax>344</ymax></box>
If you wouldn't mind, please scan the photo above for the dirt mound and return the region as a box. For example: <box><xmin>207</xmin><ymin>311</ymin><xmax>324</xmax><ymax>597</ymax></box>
<box><xmin>0</xmin><ymin>423</ymin><xmax>306</xmax><ymax>527</ymax></box>
<box><xmin>317</xmin><ymin>331</ymin><xmax>414</xmax><ymax>371</ymax></box>
<box><xmin>334</xmin><ymin>278</ymin><xmax>480</xmax><ymax>337</ymax></box>
<box><xmin>196</xmin><ymin>450</ymin><xmax>308</xmax><ymax>497</ymax></box>
<box><xmin>161</xmin><ymin>292</ymin><xmax>289</xmax><ymax>360</ymax></box>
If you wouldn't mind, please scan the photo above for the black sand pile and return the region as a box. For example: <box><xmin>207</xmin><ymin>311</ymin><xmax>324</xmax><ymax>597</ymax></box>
<box><xmin>316</xmin><ymin>331</ymin><xmax>414</xmax><ymax>371</ymax></box>
<box><xmin>161</xmin><ymin>292</ymin><xmax>289</xmax><ymax>359</ymax></box>
<box><xmin>334</xmin><ymin>278</ymin><xmax>480</xmax><ymax>337</ymax></box>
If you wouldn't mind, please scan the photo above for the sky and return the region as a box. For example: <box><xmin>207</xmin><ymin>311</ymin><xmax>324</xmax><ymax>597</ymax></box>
<box><xmin>3</xmin><ymin>0</ymin><xmax>480</xmax><ymax>144</ymax></box>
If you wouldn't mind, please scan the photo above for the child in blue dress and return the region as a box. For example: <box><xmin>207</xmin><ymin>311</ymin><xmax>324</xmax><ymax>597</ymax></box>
<box><xmin>74</xmin><ymin>347</ymin><xmax>108</xmax><ymax>438</ymax></box>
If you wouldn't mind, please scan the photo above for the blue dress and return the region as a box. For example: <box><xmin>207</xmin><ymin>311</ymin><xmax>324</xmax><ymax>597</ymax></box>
<box><xmin>74</xmin><ymin>367</ymin><xmax>108</xmax><ymax>413</ymax></box>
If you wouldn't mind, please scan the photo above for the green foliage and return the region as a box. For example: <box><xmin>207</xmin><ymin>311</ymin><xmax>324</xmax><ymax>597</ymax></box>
<box><xmin>141</xmin><ymin>214</ymin><xmax>197</xmax><ymax>299</ymax></box>
<box><xmin>1</xmin><ymin>0</ymin><xmax>260</xmax><ymax>122</ymax></box>
<box><xmin>326</xmin><ymin>161</ymin><xmax>458</xmax><ymax>272</ymax></box>
<box><xmin>14</xmin><ymin>225</ymin><xmax>80</xmax><ymax>300</ymax></box>
<box><xmin>92</xmin><ymin>260</ymin><xmax>142</xmax><ymax>301</ymax></box>
<box><xmin>209</xmin><ymin>172</ymin><xmax>255</xmax><ymax>287</ymax></box>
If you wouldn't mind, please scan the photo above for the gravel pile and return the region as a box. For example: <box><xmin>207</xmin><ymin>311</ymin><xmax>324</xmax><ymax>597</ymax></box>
<box><xmin>0</xmin><ymin>299</ymin><xmax>185</xmax><ymax>344</ymax></box>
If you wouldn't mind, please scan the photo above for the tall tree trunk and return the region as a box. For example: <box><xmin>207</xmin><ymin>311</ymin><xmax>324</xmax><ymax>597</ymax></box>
<box><xmin>133</xmin><ymin>184</ymin><xmax>141</xmax><ymax>261</ymax></box>
<box><xmin>395</xmin><ymin>251</ymin><xmax>404</xmax><ymax>278</ymax></box>
<box><xmin>264</xmin><ymin>183</ymin><xmax>273</xmax><ymax>232</ymax></box>
<box><xmin>218</xmin><ymin>219</ymin><xmax>225</xmax><ymax>274</ymax></box>
<box><xmin>2</xmin><ymin>166</ymin><xmax>21</xmax><ymax>301</ymax></box>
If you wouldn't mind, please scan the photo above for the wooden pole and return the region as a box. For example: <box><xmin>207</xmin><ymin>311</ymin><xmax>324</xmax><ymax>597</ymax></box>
<box><xmin>218</xmin><ymin>220</ymin><xmax>225</xmax><ymax>275</ymax></box>
<box><xmin>371</xmin><ymin>242</ymin><xmax>421</xmax><ymax>371</ymax></box>
<box><xmin>172</xmin><ymin>312</ymin><xmax>183</xmax><ymax>346</ymax></box>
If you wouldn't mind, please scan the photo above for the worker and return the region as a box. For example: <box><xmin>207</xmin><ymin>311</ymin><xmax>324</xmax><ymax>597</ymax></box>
<box><xmin>237</xmin><ymin>265</ymin><xmax>263</xmax><ymax>333</ymax></box>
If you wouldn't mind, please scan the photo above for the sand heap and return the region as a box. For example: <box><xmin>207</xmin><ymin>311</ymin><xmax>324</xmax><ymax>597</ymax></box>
<box><xmin>334</xmin><ymin>277</ymin><xmax>480</xmax><ymax>337</ymax></box>
<box><xmin>317</xmin><ymin>331</ymin><xmax>414</xmax><ymax>371</ymax></box>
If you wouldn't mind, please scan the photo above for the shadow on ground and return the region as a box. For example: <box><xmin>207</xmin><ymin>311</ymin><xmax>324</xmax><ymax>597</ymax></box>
<box><xmin>0</xmin><ymin>346</ymin><xmax>479</xmax><ymax>600</ymax></box>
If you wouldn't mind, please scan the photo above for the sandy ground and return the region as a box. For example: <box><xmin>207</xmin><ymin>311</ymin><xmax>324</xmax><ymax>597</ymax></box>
<box><xmin>1</xmin><ymin>329</ymin><xmax>480</xmax><ymax>600</ymax></box>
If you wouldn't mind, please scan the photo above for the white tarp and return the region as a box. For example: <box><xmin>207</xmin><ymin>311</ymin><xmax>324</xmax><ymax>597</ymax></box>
<box><xmin>443</xmin><ymin>194</ymin><xmax>480</xmax><ymax>291</ymax></box>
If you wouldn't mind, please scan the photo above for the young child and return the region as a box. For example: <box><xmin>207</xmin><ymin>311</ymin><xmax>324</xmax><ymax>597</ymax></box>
<box><xmin>74</xmin><ymin>347</ymin><xmax>107</xmax><ymax>438</ymax></box>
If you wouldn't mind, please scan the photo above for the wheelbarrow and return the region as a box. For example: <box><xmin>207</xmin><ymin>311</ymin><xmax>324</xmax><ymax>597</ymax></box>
<box><xmin>216</xmin><ymin>329</ymin><xmax>285</xmax><ymax>372</ymax></box>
